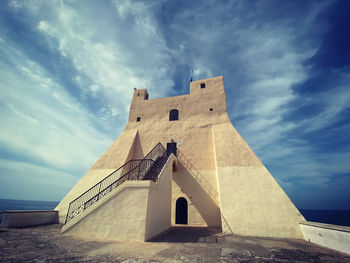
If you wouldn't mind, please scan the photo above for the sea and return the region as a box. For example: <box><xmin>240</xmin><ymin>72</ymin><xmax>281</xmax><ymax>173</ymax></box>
<box><xmin>299</xmin><ymin>209</ymin><xmax>350</xmax><ymax>227</ymax></box>
<box><xmin>0</xmin><ymin>199</ymin><xmax>349</xmax><ymax>227</ymax></box>
<box><xmin>0</xmin><ymin>199</ymin><xmax>59</xmax><ymax>212</ymax></box>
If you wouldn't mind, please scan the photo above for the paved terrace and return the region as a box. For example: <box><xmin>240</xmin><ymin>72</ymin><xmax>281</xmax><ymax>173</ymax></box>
<box><xmin>1</xmin><ymin>224</ymin><xmax>350</xmax><ymax>263</ymax></box>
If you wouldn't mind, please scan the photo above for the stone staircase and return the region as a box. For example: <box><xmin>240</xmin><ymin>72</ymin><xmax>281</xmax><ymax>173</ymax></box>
<box><xmin>143</xmin><ymin>155</ymin><xmax>168</xmax><ymax>182</ymax></box>
<box><xmin>64</xmin><ymin>142</ymin><xmax>166</xmax><ymax>224</ymax></box>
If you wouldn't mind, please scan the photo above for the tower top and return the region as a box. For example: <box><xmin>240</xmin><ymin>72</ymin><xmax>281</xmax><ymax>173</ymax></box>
<box><xmin>132</xmin><ymin>88</ymin><xmax>149</xmax><ymax>100</ymax></box>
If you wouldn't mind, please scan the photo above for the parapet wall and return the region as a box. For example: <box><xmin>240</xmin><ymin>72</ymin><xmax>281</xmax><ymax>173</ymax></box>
<box><xmin>300</xmin><ymin>221</ymin><xmax>350</xmax><ymax>255</ymax></box>
<box><xmin>0</xmin><ymin>210</ymin><xmax>58</xmax><ymax>228</ymax></box>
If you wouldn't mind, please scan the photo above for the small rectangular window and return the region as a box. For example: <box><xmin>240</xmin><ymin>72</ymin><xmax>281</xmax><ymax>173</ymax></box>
<box><xmin>200</xmin><ymin>83</ymin><xmax>206</xmax><ymax>89</ymax></box>
<box><xmin>169</xmin><ymin>109</ymin><xmax>179</xmax><ymax>121</ymax></box>
<box><xmin>136</xmin><ymin>117</ymin><xmax>141</xmax><ymax>122</ymax></box>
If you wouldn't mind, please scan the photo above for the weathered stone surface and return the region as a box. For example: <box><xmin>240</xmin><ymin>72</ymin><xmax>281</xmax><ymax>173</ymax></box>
<box><xmin>220</xmin><ymin>247</ymin><xmax>253</xmax><ymax>262</ymax></box>
<box><xmin>121</xmin><ymin>259</ymin><xmax>159</xmax><ymax>263</ymax></box>
<box><xmin>1</xmin><ymin>225</ymin><xmax>350</xmax><ymax>263</ymax></box>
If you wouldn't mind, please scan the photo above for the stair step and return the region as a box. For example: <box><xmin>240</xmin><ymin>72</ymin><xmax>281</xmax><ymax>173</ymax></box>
<box><xmin>65</xmin><ymin>142</ymin><xmax>167</xmax><ymax>224</ymax></box>
<box><xmin>143</xmin><ymin>156</ymin><xmax>168</xmax><ymax>182</ymax></box>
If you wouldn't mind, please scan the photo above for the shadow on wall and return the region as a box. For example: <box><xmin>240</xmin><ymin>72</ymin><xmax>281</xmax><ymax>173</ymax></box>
<box><xmin>173</xmin><ymin>162</ymin><xmax>221</xmax><ymax>227</ymax></box>
<box><xmin>129</xmin><ymin>132</ymin><xmax>145</xmax><ymax>160</ymax></box>
<box><xmin>144</xmin><ymin>157</ymin><xmax>174</xmax><ymax>241</ymax></box>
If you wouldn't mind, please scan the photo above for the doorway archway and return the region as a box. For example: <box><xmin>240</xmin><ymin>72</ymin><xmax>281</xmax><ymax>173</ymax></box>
<box><xmin>175</xmin><ymin>197</ymin><xmax>188</xmax><ymax>224</ymax></box>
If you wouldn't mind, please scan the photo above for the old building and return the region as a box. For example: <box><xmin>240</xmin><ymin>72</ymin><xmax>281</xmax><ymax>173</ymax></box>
<box><xmin>56</xmin><ymin>76</ymin><xmax>305</xmax><ymax>241</ymax></box>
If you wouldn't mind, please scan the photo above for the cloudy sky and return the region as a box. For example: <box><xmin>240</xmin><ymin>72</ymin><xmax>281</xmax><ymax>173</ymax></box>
<box><xmin>0</xmin><ymin>0</ymin><xmax>349</xmax><ymax>209</ymax></box>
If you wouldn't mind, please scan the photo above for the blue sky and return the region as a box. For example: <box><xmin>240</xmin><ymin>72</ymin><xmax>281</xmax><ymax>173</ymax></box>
<box><xmin>0</xmin><ymin>0</ymin><xmax>349</xmax><ymax>209</ymax></box>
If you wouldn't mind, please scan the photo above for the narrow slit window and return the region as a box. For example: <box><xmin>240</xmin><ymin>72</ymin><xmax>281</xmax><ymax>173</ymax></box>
<box><xmin>169</xmin><ymin>109</ymin><xmax>179</xmax><ymax>121</ymax></box>
<box><xmin>136</xmin><ymin>117</ymin><xmax>141</xmax><ymax>122</ymax></box>
<box><xmin>200</xmin><ymin>83</ymin><xmax>206</xmax><ymax>89</ymax></box>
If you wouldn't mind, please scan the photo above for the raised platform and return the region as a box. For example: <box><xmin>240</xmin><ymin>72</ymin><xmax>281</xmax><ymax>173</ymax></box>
<box><xmin>0</xmin><ymin>210</ymin><xmax>58</xmax><ymax>228</ymax></box>
<box><xmin>300</xmin><ymin>221</ymin><xmax>350</xmax><ymax>255</ymax></box>
<box><xmin>1</xmin><ymin>224</ymin><xmax>350</xmax><ymax>262</ymax></box>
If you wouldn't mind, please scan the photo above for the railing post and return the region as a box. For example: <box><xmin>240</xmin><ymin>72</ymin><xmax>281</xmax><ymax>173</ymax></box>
<box><xmin>138</xmin><ymin>161</ymin><xmax>141</xmax><ymax>180</ymax></box>
<box><xmin>65</xmin><ymin>202</ymin><xmax>72</xmax><ymax>224</ymax></box>
<box><xmin>97</xmin><ymin>182</ymin><xmax>102</xmax><ymax>201</ymax></box>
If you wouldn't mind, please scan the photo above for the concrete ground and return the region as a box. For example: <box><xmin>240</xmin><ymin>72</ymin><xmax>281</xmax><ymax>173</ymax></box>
<box><xmin>1</xmin><ymin>224</ymin><xmax>350</xmax><ymax>263</ymax></box>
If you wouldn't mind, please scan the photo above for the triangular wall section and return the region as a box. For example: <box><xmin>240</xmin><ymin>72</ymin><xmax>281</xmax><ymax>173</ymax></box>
<box><xmin>213</xmin><ymin>123</ymin><xmax>305</xmax><ymax>238</ymax></box>
<box><xmin>55</xmin><ymin>128</ymin><xmax>139</xmax><ymax>223</ymax></box>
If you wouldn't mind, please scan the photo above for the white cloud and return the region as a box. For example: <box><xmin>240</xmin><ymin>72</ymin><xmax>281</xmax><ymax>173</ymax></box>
<box><xmin>31</xmin><ymin>0</ymin><xmax>175</xmax><ymax>108</ymax></box>
<box><xmin>1</xmin><ymin>0</ymin><xmax>178</xmax><ymax>200</ymax></box>
<box><xmin>0</xmin><ymin>55</ymin><xmax>111</xmax><ymax>176</ymax></box>
<box><xmin>115</xmin><ymin>0</ymin><xmax>134</xmax><ymax>19</ymax></box>
<box><xmin>303</xmin><ymin>82</ymin><xmax>350</xmax><ymax>132</ymax></box>
<box><xmin>226</xmin><ymin>33</ymin><xmax>312</xmax><ymax>153</ymax></box>
<box><xmin>9</xmin><ymin>0</ymin><xmax>24</xmax><ymax>10</ymax></box>
<box><xmin>2</xmin><ymin>0</ymin><xmax>348</xmax><ymax>208</ymax></box>
<box><xmin>165</xmin><ymin>1</ymin><xmax>349</xmax><ymax>205</ymax></box>
<box><xmin>0</xmin><ymin>159</ymin><xmax>79</xmax><ymax>201</ymax></box>
<box><xmin>0</xmin><ymin>42</ymin><xmax>111</xmax><ymax>180</ymax></box>
<box><xmin>37</xmin><ymin>20</ymin><xmax>51</xmax><ymax>33</ymax></box>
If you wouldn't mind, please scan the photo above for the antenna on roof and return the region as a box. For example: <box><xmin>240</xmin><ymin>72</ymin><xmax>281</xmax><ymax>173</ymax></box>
<box><xmin>190</xmin><ymin>68</ymin><xmax>193</xmax><ymax>82</ymax></box>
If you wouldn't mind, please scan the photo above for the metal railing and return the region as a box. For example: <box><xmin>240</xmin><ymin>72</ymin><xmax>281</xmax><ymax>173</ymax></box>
<box><xmin>65</xmin><ymin>142</ymin><xmax>165</xmax><ymax>224</ymax></box>
<box><xmin>176</xmin><ymin>149</ymin><xmax>218</xmax><ymax>201</ymax></box>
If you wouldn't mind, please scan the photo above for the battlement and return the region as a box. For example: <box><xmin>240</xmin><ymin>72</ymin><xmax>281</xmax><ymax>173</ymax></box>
<box><xmin>128</xmin><ymin>76</ymin><xmax>228</xmax><ymax>126</ymax></box>
<box><xmin>132</xmin><ymin>88</ymin><xmax>149</xmax><ymax>101</ymax></box>
<box><xmin>189</xmin><ymin>75</ymin><xmax>224</xmax><ymax>95</ymax></box>
<box><xmin>132</xmin><ymin>75</ymin><xmax>224</xmax><ymax>101</ymax></box>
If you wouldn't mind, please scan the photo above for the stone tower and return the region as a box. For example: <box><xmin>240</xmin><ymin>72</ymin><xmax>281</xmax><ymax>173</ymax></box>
<box><xmin>56</xmin><ymin>76</ymin><xmax>305</xmax><ymax>241</ymax></box>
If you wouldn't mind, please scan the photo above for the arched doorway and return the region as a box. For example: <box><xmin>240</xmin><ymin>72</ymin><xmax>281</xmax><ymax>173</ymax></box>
<box><xmin>175</xmin><ymin>197</ymin><xmax>188</xmax><ymax>224</ymax></box>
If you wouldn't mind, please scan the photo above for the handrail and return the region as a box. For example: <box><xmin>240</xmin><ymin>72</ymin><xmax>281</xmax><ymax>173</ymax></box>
<box><xmin>143</xmin><ymin>150</ymin><xmax>168</xmax><ymax>182</ymax></box>
<box><xmin>65</xmin><ymin>142</ymin><xmax>165</xmax><ymax>224</ymax></box>
<box><xmin>67</xmin><ymin>159</ymin><xmax>142</xmax><ymax>206</ymax></box>
<box><xmin>176</xmin><ymin>149</ymin><xmax>218</xmax><ymax>201</ymax></box>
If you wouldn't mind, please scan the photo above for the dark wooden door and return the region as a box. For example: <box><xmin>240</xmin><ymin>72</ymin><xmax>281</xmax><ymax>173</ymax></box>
<box><xmin>175</xmin><ymin>197</ymin><xmax>188</xmax><ymax>224</ymax></box>
<box><xmin>166</xmin><ymin>142</ymin><xmax>177</xmax><ymax>157</ymax></box>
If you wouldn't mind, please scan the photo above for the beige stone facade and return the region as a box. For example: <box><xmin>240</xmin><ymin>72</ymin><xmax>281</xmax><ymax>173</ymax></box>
<box><xmin>56</xmin><ymin>76</ymin><xmax>305</xmax><ymax>241</ymax></box>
